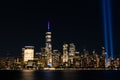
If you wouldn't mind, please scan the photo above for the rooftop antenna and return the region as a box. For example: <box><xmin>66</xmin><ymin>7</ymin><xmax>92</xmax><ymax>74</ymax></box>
<box><xmin>48</xmin><ymin>21</ymin><xmax>50</xmax><ymax>31</ymax></box>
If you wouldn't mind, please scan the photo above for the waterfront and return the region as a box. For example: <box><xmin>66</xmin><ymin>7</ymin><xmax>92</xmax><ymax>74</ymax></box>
<box><xmin>0</xmin><ymin>23</ymin><xmax>119</xmax><ymax>70</ymax></box>
<box><xmin>0</xmin><ymin>70</ymin><xmax>119</xmax><ymax>80</ymax></box>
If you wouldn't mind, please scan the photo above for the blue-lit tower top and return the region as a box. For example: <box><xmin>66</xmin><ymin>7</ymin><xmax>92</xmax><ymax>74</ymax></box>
<box><xmin>48</xmin><ymin>21</ymin><xmax>50</xmax><ymax>31</ymax></box>
<box><xmin>46</xmin><ymin>21</ymin><xmax>52</xmax><ymax>50</ymax></box>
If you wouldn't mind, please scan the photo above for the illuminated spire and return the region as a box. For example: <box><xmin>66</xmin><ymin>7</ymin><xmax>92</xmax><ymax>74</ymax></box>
<box><xmin>48</xmin><ymin>21</ymin><xmax>50</xmax><ymax>31</ymax></box>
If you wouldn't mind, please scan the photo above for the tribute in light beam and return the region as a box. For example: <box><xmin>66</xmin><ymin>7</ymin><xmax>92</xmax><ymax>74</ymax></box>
<box><xmin>107</xmin><ymin>0</ymin><xmax>114</xmax><ymax>58</ymax></box>
<box><xmin>102</xmin><ymin>0</ymin><xmax>114</xmax><ymax>60</ymax></box>
<box><xmin>102</xmin><ymin>0</ymin><xmax>109</xmax><ymax>63</ymax></box>
<box><xmin>48</xmin><ymin>21</ymin><xmax>50</xmax><ymax>31</ymax></box>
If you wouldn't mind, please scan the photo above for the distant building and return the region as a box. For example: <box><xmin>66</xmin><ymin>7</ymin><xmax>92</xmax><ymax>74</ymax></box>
<box><xmin>22</xmin><ymin>46</ymin><xmax>34</xmax><ymax>62</ymax></box>
<box><xmin>52</xmin><ymin>50</ymin><xmax>61</xmax><ymax>67</ymax></box>
<box><xmin>68</xmin><ymin>43</ymin><xmax>76</xmax><ymax>65</ymax></box>
<box><xmin>62</xmin><ymin>44</ymin><xmax>69</xmax><ymax>63</ymax></box>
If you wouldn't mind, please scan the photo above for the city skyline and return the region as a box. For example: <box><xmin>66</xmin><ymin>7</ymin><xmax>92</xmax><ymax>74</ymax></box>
<box><xmin>0</xmin><ymin>0</ymin><xmax>120</xmax><ymax>57</ymax></box>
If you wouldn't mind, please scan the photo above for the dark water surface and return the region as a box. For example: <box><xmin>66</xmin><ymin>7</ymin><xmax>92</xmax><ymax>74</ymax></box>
<box><xmin>0</xmin><ymin>70</ymin><xmax>119</xmax><ymax>80</ymax></box>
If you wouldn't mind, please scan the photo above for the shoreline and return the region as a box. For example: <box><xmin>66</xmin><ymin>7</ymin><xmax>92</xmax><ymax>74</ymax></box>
<box><xmin>0</xmin><ymin>68</ymin><xmax>118</xmax><ymax>70</ymax></box>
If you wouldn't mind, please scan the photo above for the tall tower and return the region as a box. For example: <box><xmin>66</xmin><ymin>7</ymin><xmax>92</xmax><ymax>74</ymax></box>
<box><xmin>63</xmin><ymin>43</ymin><xmax>69</xmax><ymax>63</ymax></box>
<box><xmin>69</xmin><ymin>43</ymin><xmax>75</xmax><ymax>64</ymax></box>
<box><xmin>69</xmin><ymin>43</ymin><xmax>75</xmax><ymax>56</ymax></box>
<box><xmin>45</xmin><ymin>21</ymin><xmax>52</xmax><ymax>67</ymax></box>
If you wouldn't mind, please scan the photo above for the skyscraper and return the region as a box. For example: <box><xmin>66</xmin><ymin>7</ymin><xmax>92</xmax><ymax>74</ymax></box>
<box><xmin>63</xmin><ymin>43</ymin><xmax>69</xmax><ymax>63</ymax></box>
<box><xmin>45</xmin><ymin>21</ymin><xmax>52</xmax><ymax>67</ymax></box>
<box><xmin>23</xmin><ymin>46</ymin><xmax>34</xmax><ymax>62</ymax></box>
<box><xmin>69</xmin><ymin>43</ymin><xmax>76</xmax><ymax>64</ymax></box>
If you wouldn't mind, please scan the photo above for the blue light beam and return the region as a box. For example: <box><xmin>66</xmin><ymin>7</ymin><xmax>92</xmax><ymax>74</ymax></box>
<box><xmin>102</xmin><ymin>0</ymin><xmax>109</xmax><ymax>63</ymax></box>
<box><xmin>102</xmin><ymin>0</ymin><xmax>114</xmax><ymax>60</ymax></box>
<box><xmin>107</xmin><ymin>0</ymin><xmax>114</xmax><ymax>58</ymax></box>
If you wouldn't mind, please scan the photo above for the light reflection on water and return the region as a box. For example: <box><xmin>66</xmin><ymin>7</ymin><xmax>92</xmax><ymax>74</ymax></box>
<box><xmin>0</xmin><ymin>70</ymin><xmax>119</xmax><ymax>80</ymax></box>
<box><xmin>20</xmin><ymin>70</ymin><xmax>34</xmax><ymax>80</ymax></box>
<box><xmin>21</xmin><ymin>70</ymin><xmax>59</xmax><ymax>80</ymax></box>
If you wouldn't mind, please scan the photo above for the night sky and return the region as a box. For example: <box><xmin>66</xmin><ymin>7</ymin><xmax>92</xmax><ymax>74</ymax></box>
<box><xmin>0</xmin><ymin>0</ymin><xmax>120</xmax><ymax>57</ymax></box>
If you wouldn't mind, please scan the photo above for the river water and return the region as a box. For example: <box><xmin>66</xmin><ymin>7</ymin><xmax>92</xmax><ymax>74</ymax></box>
<box><xmin>0</xmin><ymin>70</ymin><xmax>119</xmax><ymax>80</ymax></box>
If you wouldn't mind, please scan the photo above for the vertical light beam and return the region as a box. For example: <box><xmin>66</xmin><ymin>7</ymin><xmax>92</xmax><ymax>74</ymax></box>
<box><xmin>102</xmin><ymin>0</ymin><xmax>108</xmax><ymax>63</ymax></box>
<box><xmin>107</xmin><ymin>0</ymin><xmax>114</xmax><ymax>58</ymax></box>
